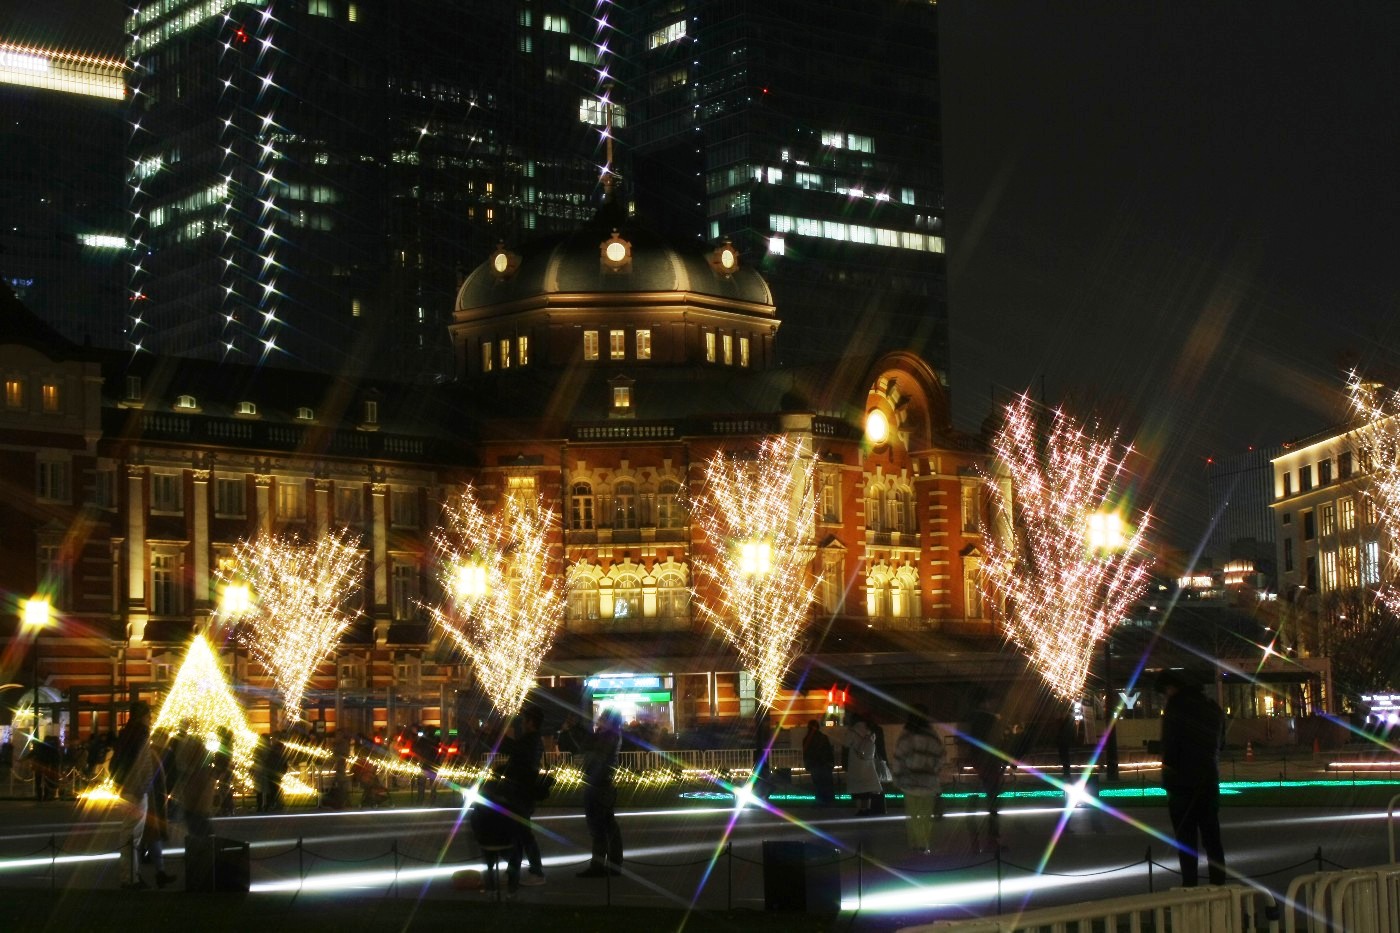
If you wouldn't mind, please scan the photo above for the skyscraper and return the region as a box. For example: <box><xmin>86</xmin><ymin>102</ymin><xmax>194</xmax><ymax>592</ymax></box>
<box><xmin>0</xmin><ymin>40</ymin><xmax>128</xmax><ymax>347</ymax></box>
<box><xmin>124</xmin><ymin>0</ymin><xmax>604</xmax><ymax>381</ymax></box>
<box><xmin>625</xmin><ymin>0</ymin><xmax>947</xmax><ymax>373</ymax></box>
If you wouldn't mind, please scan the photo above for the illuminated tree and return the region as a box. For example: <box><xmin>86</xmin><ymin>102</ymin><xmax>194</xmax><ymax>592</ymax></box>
<box><xmin>424</xmin><ymin>485</ymin><xmax>566</xmax><ymax>720</ymax></box>
<box><xmin>981</xmin><ymin>395</ymin><xmax>1153</xmax><ymax>702</ymax></box>
<box><xmin>692</xmin><ymin>435</ymin><xmax>820</xmax><ymax>711</ymax></box>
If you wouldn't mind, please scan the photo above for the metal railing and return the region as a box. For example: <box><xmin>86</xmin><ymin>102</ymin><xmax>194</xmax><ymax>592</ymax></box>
<box><xmin>1284</xmin><ymin>863</ymin><xmax>1400</xmax><ymax>932</ymax></box>
<box><xmin>910</xmin><ymin>884</ymin><xmax>1275</xmax><ymax>933</ymax></box>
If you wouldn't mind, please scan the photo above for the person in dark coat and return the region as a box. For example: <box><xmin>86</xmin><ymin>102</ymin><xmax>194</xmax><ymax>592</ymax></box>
<box><xmin>500</xmin><ymin>706</ymin><xmax>547</xmax><ymax>890</ymax></box>
<box><xmin>1156</xmin><ymin>668</ymin><xmax>1228</xmax><ymax>886</ymax></box>
<box><xmin>576</xmin><ymin>709</ymin><xmax>623</xmax><ymax>877</ymax></box>
<box><xmin>802</xmin><ymin>720</ymin><xmax>836</xmax><ymax>805</ymax></box>
<box><xmin>966</xmin><ymin>697</ymin><xmax>1006</xmax><ymax>852</ymax></box>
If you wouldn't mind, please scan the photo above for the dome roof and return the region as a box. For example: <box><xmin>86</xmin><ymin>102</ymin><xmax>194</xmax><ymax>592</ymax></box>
<box><xmin>455</xmin><ymin>218</ymin><xmax>774</xmax><ymax>314</ymax></box>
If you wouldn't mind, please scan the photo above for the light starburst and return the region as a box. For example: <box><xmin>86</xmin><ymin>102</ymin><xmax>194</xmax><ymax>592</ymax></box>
<box><xmin>692</xmin><ymin>436</ymin><xmax>820</xmax><ymax>711</ymax></box>
<box><xmin>216</xmin><ymin>528</ymin><xmax>364</xmax><ymax>724</ymax></box>
<box><xmin>1348</xmin><ymin>373</ymin><xmax>1400</xmax><ymax>613</ymax></box>
<box><xmin>424</xmin><ymin>485</ymin><xmax>566</xmax><ymax>720</ymax></box>
<box><xmin>981</xmin><ymin>395</ymin><xmax>1153</xmax><ymax>701</ymax></box>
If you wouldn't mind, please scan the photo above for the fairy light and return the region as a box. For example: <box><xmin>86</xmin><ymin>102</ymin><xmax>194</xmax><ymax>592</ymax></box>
<box><xmin>216</xmin><ymin>528</ymin><xmax>364</xmax><ymax>725</ymax></box>
<box><xmin>152</xmin><ymin>634</ymin><xmax>260</xmax><ymax>784</ymax></box>
<box><xmin>692</xmin><ymin>436</ymin><xmax>821</xmax><ymax>711</ymax></box>
<box><xmin>980</xmin><ymin>395</ymin><xmax>1153</xmax><ymax>702</ymax></box>
<box><xmin>1348</xmin><ymin>373</ymin><xmax>1400</xmax><ymax>613</ymax></box>
<box><xmin>424</xmin><ymin>486</ymin><xmax>566</xmax><ymax>720</ymax></box>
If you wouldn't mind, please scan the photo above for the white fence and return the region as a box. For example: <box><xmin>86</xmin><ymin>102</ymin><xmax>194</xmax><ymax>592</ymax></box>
<box><xmin>903</xmin><ymin>884</ymin><xmax>1275</xmax><ymax>933</ymax></box>
<box><xmin>1283</xmin><ymin>863</ymin><xmax>1400</xmax><ymax>932</ymax></box>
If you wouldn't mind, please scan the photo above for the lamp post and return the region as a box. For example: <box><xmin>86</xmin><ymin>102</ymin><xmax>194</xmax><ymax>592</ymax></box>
<box><xmin>1087</xmin><ymin>512</ymin><xmax>1126</xmax><ymax>782</ymax></box>
<box><xmin>22</xmin><ymin>597</ymin><xmax>52</xmax><ymax>732</ymax></box>
<box><xmin>22</xmin><ymin>597</ymin><xmax>52</xmax><ymax>800</ymax></box>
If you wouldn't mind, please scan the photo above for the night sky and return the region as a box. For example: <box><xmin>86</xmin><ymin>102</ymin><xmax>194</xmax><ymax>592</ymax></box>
<box><xmin>5</xmin><ymin>1</ymin><xmax>1399</xmax><ymax>552</ymax></box>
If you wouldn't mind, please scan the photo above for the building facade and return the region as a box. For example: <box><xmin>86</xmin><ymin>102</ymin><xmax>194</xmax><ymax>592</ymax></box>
<box><xmin>1</xmin><ymin>215</ymin><xmax>1004</xmax><ymax>745</ymax></box>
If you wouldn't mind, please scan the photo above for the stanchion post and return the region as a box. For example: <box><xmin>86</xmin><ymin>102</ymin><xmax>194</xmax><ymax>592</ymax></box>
<box><xmin>298</xmin><ymin>836</ymin><xmax>304</xmax><ymax>889</ymax></box>
<box><xmin>1315</xmin><ymin>845</ymin><xmax>1323</xmax><ymax>873</ymax></box>
<box><xmin>995</xmin><ymin>847</ymin><xmax>1003</xmax><ymax>914</ymax></box>
<box><xmin>857</xmin><ymin>841</ymin><xmax>863</xmax><ymax>910</ymax></box>
<box><xmin>50</xmin><ymin>834</ymin><xmax>56</xmax><ymax>893</ymax></box>
<box><xmin>1146</xmin><ymin>846</ymin><xmax>1153</xmax><ymax>893</ymax></box>
<box><xmin>726</xmin><ymin>840</ymin><xmax>732</xmax><ymax>911</ymax></box>
<box><xmin>392</xmin><ymin>839</ymin><xmax>399</xmax><ymax>898</ymax></box>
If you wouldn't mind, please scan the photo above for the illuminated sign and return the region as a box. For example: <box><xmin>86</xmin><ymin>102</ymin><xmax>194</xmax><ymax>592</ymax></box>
<box><xmin>585</xmin><ymin>673</ymin><xmax>663</xmax><ymax>692</ymax></box>
<box><xmin>0</xmin><ymin>43</ymin><xmax>125</xmax><ymax>100</ymax></box>
<box><xmin>80</xmin><ymin>234</ymin><xmax>127</xmax><ymax>249</ymax></box>
<box><xmin>0</xmin><ymin>50</ymin><xmax>48</xmax><ymax>72</ymax></box>
<box><xmin>593</xmin><ymin>691</ymin><xmax>672</xmax><ymax>704</ymax></box>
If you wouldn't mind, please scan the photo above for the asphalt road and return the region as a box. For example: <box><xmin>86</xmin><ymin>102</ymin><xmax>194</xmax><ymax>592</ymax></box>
<box><xmin>0</xmin><ymin>786</ymin><xmax>1393</xmax><ymax>932</ymax></box>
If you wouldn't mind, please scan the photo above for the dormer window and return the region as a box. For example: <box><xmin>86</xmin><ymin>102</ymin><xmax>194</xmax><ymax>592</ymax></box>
<box><xmin>296</xmin><ymin>407</ymin><xmax>315</xmax><ymax>421</ymax></box>
<box><xmin>124</xmin><ymin>375</ymin><xmax>141</xmax><ymax>401</ymax></box>
<box><xmin>600</xmin><ymin>230</ymin><xmax>632</xmax><ymax>272</ymax></box>
<box><xmin>236</xmin><ymin>401</ymin><xmax>257</xmax><ymax>416</ymax></box>
<box><xmin>175</xmin><ymin>395</ymin><xmax>198</xmax><ymax>410</ymax></box>
<box><xmin>608</xmin><ymin>374</ymin><xmax>635</xmax><ymax>417</ymax></box>
<box><xmin>364</xmin><ymin>400</ymin><xmax>378</xmax><ymax>424</ymax></box>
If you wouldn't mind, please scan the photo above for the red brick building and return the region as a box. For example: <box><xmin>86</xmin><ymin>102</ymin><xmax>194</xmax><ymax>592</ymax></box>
<box><xmin>1</xmin><ymin>214</ymin><xmax>1017</xmax><ymax>746</ymax></box>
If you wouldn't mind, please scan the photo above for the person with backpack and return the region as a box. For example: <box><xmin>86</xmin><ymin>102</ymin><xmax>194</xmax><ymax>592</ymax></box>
<box><xmin>893</xmin><ymin>704</ymin><xmax>946</xmax><ymax>853</ymax></box>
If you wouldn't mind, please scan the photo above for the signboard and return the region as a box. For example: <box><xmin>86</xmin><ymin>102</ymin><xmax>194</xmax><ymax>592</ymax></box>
<box><xmin>585</xmin><ymin>674</ymin><xmax>663</xmax><ymax>692</ymax></box>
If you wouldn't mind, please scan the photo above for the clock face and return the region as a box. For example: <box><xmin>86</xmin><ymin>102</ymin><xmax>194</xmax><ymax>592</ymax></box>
<box><xmin>605</xmin><ymin>241</ymin><xmax>627</xmax><ymax>263</ymax></box>
<box><xmin>493</xmin><ymin>252</ymin><xmax>508</xmax><ymax>273</ymax></box>
<box><xmin>720</xmin><ymin>248</ymin><xmax>736</xmax><ymax>269</ymax></box>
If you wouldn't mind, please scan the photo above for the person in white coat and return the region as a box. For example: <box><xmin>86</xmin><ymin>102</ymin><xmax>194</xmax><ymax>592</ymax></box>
<box><xmin>893</xmin><ymin>704</ymin><xmax>945</xmax><ymax>852</ymax></box>
<box><xmin>843</xmin><ymin>712</ymin><xmax>883</xmax><ymax>815</ymax></box>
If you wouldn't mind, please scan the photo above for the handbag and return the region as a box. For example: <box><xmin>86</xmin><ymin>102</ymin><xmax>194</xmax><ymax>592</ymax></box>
<box><xmin>876</xmin><ymin>758</ymin><xmax>893</xmax><ymax>784</ymax></box>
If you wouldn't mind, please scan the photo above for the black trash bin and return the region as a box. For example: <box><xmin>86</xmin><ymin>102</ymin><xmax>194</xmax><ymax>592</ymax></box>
<box><xmin>185</xmin><ymin>835</ymin><xmax>251</xmax><ymax>893</ymax></box>
<box><xmin>762</xmin><ymin>841</ymin><xmax>841</xmax><ymax>913</ymax></box>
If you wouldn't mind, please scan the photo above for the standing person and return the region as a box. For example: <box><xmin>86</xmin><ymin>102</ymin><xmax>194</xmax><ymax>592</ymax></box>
<box><xmin>802</xmin><ymin>720</ymin><xmax>836</xmax><ymax>805</ymax></box>
<box><xmin>843</xmin><ymin>712</ymin><xmax>882</xmax><ymax>816</ymax></box>
<box><xmin>893</xmin><ymin>704</ymin><xmax>945</xmax><ymax>854</ymax></box>
<box><xmin>213</xmin><ymin>726</ymin><xmax>236</xmax><ymax>815</ymax></box>
<box><xmin>111</xmin><ymin>701</ymin><xmax>169</xmax><ymax>889</ymax></box>
<box><xmin>139</xmin><ymin>736</ymin><xmax>176</xmax><ymax>888</ymax></box>
<box><xmin>501</xmin><ymin>706</ymin><xmax>548</xmax><ymax>890</ymax></box>
<box><xmin>1157</xmin><ymin>669</ymin><xmax>1228</xmax><ymax>886</ymax></box>
<box><xmin>172</xmin><ymin>727</ymin><xmax>216</xmax><ymax>839</ymax></box>
<box><xmin>556</xmin><ymin>713</ymin><xmax>587</xmax><ymax>755</ymax></box>
<box><xmin>966</xmin><ymin>696</ymin><xmax>1006</xmax><ymax>852</ymax></box>
<box><xmin>752</xmin><ymin>711</ymin><xmax>773</xmax><ymax>799</ymax></box>
<box><xmin>576</xmin><ymin>709</ymin><xmax>623</xmax><ymax>877</ymax></box>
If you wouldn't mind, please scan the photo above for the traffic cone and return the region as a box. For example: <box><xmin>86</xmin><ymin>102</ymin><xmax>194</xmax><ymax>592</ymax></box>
<box><xmin>1246</xmin><ymin>741</ymin><xmax>1254</xmax><ymax>763</ymax></box>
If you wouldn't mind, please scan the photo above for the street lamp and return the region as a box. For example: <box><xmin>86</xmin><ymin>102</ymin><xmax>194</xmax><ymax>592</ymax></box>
<box><xmin>1087</xmin><ymin>511</ymin><xmax>1127</xmax><ymax>781</ymax></box>
<box><xmin>22</xmin><ymin>597</ymin><xmax>52</xmax><ymax>731</ymax></box>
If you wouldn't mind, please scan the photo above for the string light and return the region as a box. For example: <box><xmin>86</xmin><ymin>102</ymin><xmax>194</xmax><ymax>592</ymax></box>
<box><xmin>980</xmin><ymin>395</ymin><xmax>1153</xmax><ymax>702</ymax></box>
<box><xmin>216</xmin><ymin>528</ymin><xmax>363</xmax><ymax>724</ymax></box>
<box><xmin>152</xmin><ymin>633</ymin><xmax>260</xmax><ymax>785</ymax></box>
<box><xmin>691</xmin><ymin>436</ymin><xmax>820</xmax><ymax>711</ymax></box>
<box><xmin>424</xmin><ymin>486</ymin><xmax>566</xmax><ymax>720</ymax></box>
<box><xmin>1346</xmin><ymin>374</ymin><xmax>1400</xmax><ymax>611</ymax></box>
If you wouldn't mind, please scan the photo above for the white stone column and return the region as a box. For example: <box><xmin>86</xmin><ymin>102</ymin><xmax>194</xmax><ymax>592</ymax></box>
<box><xmin>125</xmin><ymin>465</ymin><xmax>147</xmax><ymax>643</ymax></box>
<box><xmin>255</xmin><ymin>475</ymin><xmax>273</xmax><ymax>535</ymax></box>
<box><xmin>315</xmin><ymin>478</ymin><xmax>332</xmax><ymax>538</ymax></box>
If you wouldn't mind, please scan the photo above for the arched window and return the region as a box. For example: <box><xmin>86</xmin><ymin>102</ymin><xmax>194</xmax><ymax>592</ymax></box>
<box><xmin>866</xmin><ymin>575</ymin><xmax>889</xmax><ymax>618</ymax></box>
<box><xmin>890</xmin><ymin>578</ymin><xmax>907</xmax><ymax>617</ymax></box>
<box><xmin>656</xmin><ymin>571</ymin><xmax>689</xmax><ymax>619</ymax></box>
<box><xmin>568</xmin><ymin>576</ymin><xmax>599</xmax><ymax>620</ymax></box>
<box><xmin>570</xmin><ymin>482</ymin><xmax>594</xmax><ymax>530</ymax></box>
<box><xmin>614</xmin><ymin>481</ymin><xmax>637</xmax><ymax>529</ymax></box>
<box><xmin>613</xmin><ymin>574</ymin><xmax>642</xmax><ymax>618</ymax></box>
